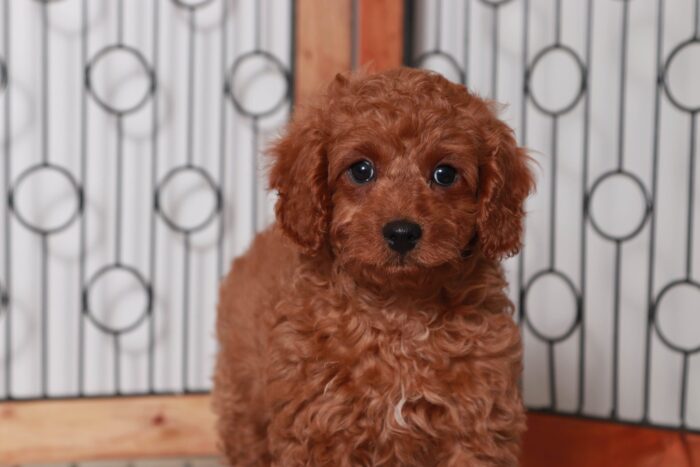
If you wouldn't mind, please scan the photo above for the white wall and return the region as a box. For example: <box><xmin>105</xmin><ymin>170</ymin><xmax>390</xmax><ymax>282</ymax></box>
<box><xmin>413</xmin><ymin>0</ymin><xmax>700</xmax><ymax>430</ymax></box>
<box><xmin>0</xmin><ymin>0</ymin><xmax>290</xmax><ymax>398</ymax></box>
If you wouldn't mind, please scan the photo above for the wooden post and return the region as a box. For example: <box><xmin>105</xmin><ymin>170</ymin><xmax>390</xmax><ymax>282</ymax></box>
<box><xmin>357</xmin><ymin>0</ymin><xmax>405</xmax><ymax>71</ymax></box>
<box><xmin>293</xmin><ymin>0</ymin><xmax>405</xmax><ymax>104</ymax></box>
<box><xmin>294</xmin><ymin>0</ymin><xmax>353</xmax><ymax>104</ymax></box>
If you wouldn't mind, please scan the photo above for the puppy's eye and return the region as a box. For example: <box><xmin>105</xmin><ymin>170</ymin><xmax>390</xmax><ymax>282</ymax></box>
<box><xmin>348</xmin><ymin>160</ymin><xmax>375</xmax><ymax>184</ymax></box>
<box><xmin>432</xmin><ymin>165</ymin><xmax>457</xmax><ymax>186</ymax></box>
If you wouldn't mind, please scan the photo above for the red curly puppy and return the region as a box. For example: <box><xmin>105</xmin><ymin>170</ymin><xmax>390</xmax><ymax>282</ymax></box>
<box><xmin>213</xmin><ymin>68</ymin><xmax>534</xmax><ymax>466</ymax></box>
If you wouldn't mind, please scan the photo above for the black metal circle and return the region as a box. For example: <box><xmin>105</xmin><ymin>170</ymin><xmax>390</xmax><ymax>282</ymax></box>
<box><xmin>8</xmin><ymin>163</ymin><xmax>83</xmax><ymax>236</ymax></box>
<box><xmin>0</xmin><ymin>56</ymin><xmax>7</xmax><ymax>94</ymax></box>
<box><xmin>86</xmin><ymin>44</ymin><xmax>155</xmax><ymax>116</ymax></box>
<box><xmin>83</xmin><ymin>264</ymin><xmax>152</xmax><ymax>335</ymax></box>
<box><xmin>171</xmin><ymin>0</ymin><xmax>215</xmax><ymax>9</ymax></box>
<box><xmin>155</xmin><ymin>165</ymin><xmax>222</xmax><ymax>234</ymax></box>
<box><xmin>412</xmin><ymin>50</ymin><xmax>466</xmax><ymax>84</ymax></box>
<box><xmin>523</xmin><ymin>269</ymin><xmax>581</xmax><ymax>343</ymax></box>
<box><xmin>526</xmin><ymin>44</ymin><xmax>587</xmax><ymax>116</ymax></box>
<box><xmin>587</xmin><ymin>170</ymin><xmax>651</xmax><ymax>242</ymax></box>
<box><xmin>662</xmin><ymin>38</ymin><xmax>700</xmax><ymax>114</ymax></box>
<box><xmin>226</xmin><ymin>50</ymin><xmax>291</xmax><ymax>118</ymax></box>
<box><xmin>652</xmin><ymin>279</ymin><xmax>700</xmax><ymax>354</ymax></box>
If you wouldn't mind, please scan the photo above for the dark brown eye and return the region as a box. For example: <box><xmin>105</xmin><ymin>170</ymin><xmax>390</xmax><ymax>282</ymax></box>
<box><xmin>348</xmin><ymin>160</ymin><xmax>375</xmax><ymax>184</ymax></box>
<box><xmin>432</xmin><ymin>165</ymin><xmax>457</xmax><ymax>186</ymax></box>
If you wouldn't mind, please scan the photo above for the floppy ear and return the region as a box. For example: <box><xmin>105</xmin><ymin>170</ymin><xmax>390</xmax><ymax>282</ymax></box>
<box><xmin>476</xmin><ymin>117</ymin><xmax>534</xmax><ymax>260</ymax></box>
<box><xmin>269</xmin><ymin>111</ymin><xmax>330</xmax><ymax>255</ymax></box>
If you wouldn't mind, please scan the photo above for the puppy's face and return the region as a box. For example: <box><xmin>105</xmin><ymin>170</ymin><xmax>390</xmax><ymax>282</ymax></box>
<box><xmin>326</xmin><ymin>113</ymin><xmax>480</xmax><ymax>275</ymax></box>
<box><xmin>270</xmin><ymin>69</ymin><xmax>533</xmax><ymax>281</ymax></box>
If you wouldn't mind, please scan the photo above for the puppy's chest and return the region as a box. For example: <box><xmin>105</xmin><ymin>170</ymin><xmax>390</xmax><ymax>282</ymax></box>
<box><xmin>269</xmin><ymin>295</ymin><xmax>496</xmax><ymax>442</ymax></box>
<box><xmin>273</xmin><ymin>288</ymin><xmax>489</xmax><ymax>390</ymax></box>
<box><xmin>307</xmin><ymin>303</ymin><xmax>470</xmax><ymax>396</ymax></box>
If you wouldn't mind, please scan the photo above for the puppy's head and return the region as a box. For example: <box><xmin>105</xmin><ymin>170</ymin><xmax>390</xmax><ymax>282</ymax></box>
<box><xmin>270</xmin><ymin>68</ymin><xmax>533</xmax><ymax>281</ymax></box>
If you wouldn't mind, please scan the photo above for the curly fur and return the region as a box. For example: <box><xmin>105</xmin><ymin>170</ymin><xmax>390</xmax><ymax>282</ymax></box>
<box><xmin>213</xmin><ymin>68</ymin><xmax>535</xmax><ymax>466</ymax></box>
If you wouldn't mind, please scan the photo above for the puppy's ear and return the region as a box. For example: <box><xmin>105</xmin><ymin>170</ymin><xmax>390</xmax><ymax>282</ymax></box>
<box><xmin>476</xmin><ymin>117</ymin><xmax>534</xmax><ymax>260</ymax></box>
<box><xmin>269</xmin><ymin>110</ymin><xmax>329</xmax><ymax>255</ymax></box>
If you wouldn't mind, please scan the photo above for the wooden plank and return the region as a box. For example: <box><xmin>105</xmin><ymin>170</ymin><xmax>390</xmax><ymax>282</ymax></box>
<box><xmin>0</xmin><ymin>395</ymin><xmax>217</xmax><ymax>464</ymax></box>
<box><xmin>358</xmin><ymin>0</ymin><xmax>404</xmax><ymax>71</ymax></box>
<box><xmin>294</xmin><ymin>0</ymin><xmax>353</xmax><ymax>104</ymax></box>
<box><xmin>5</xmin><ymin>396</ymin><xmax>698</xmax><ymax>465</ymax></box>
<box><xmin>522</xmin><ymin>412</ymin><xmax>700</xmax><ymax>467</ymax></box>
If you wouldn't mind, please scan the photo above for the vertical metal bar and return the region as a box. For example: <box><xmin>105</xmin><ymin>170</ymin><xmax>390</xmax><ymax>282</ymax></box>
<box><xmin>686</xmin><ymin>113</ymin><xmax>696</xmax><ymax>279</ymax></box>
<box><xmin>548</xmin><ymin>341</ymin><xmax>557</xmax><ymax>408</ymax></box>
<box><xmin>114</xmin><ymin>335</ymin><xmax>121</xmax><ymax>395</ymax></box>
<box><xmin>40</xmin><ymin>1</ymin><xmax>50</xmax><ymax>398</ymax></box>
<box><xmin>117</xmin><ymin>0</ymin><xmax>125</xmax><ymax>46</ymax></box>
<box><xmin>549</xmin><ymin>116</ymin><xmax>558</xmax><ymax>271</ymax></box>
<box><xmin>182</xmin><ymin>236</ymin><xmax>191</xmax><ymax>392</ymax></box>
<box><xmin>491</xmin><ymin>5</ymin><xmax>499</xmax><ymax>99</ymax></box>
<box><xmin>402</xmin><ymin>0</ymin><xmax>415</xmax><ymax>66</ymax></box>
<box><xmin>148</xmin><ymin>0</ymin><xmax>161</xmax><ymax>393</ymax></box>
<box><xmin>113</xmin><ymin>2</ymin><xmax>126</xmax><ymax>395</ymax></box>
<box><xmin>254</xmin><ymin>0</ymin><xmax>262</xmax><ymax>51</ymax></box>
<box><xmin>41</xmin><ymin>1</ymin><xmax>49</xmax><ymax>166</ymax></box>
<box><xmin>617</xmin><ymin>0</ymin><xmax>630</xmax><ymax>171</ymax></box>
<box><xmin>610</xmin><ymin>0</ymin><xmax>631</xmax><ymax>419</ymax></box>
<box><xmin>554</xmin><ymin>0</ymin><xmax>562</xmax><ymax>45</ymax></box>
<box><xmin>546</xmin><ymin>0</ymin><xmax>563</xmax><ymax>404</ymax></box>
<box><xmin>2</xmin><ymin>0</ymin><xmax>10</xmax><ymax>399</ymax></box>
<box><xmin>289</xmin><ymin>0</ymin><xmax>297</xmax><ymax>110</ymax></box>
<box><xmin>518</xmin><ymin>0</ymin><xmax>530</xmax><ymax>325</ymax></box>
<box><xmin>611</xmin><ymin>241</ymin><xmax>622</xmax><ymax>417</ymax></box>
<box><xmin>680</xmin><ymin>353</ymin><xmax>689</xmax><ymax>428</ymax></box>
<box><xmin>217</xmin><ymin>0</ymin><xmax>229</xmax><ymax>280</ymax></box>
<box><xmin>577</xmin><ymin>0</ymin><xmax>594</xmax><ymax>414</ymax></box>
<box><xmin>252</xmin><ymin>117</ymin><xmax>259</xmax><ymax>233</ymax></box>
<box><xmin>78</xmin><ymin>0</ymin><xmax>89</xmax><ymax>398</ymax></box>
<box><xmin>41</xmin><ymin>236</ymin><xmax>48</xmax><ymax>397</ymax></box>
<box><xmin>251</xmin><ymin>2</ymin><xmax>261</xmax><ymax>232</ymax></box>
<box><xmin>463</xmin><ymin>0</ymin><xmax>470</xmax><ymax>85</ymax></box>
<box><xmin>434</xmin><ymin>0</ymin><xmax>442</xmax><ymax>51</ymax></box>
<box><xmin>643</xmin><ymin>0</ymin><xmax>664</xmax><ymax>421</ymax></box>
<box><xmin>186</xmin><ymin>9</ymin><xmax>196</xmax><ymax>167</ymax></box>
<box><xmin>115</xmin><ymin>118</ymin><xmax>124</xmax><ymax>264</ymax></box>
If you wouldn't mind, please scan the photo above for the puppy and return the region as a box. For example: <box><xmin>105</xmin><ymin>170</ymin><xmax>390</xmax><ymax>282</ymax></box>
<box><xmin>213</xmin><ymin>68</ymin><xmax>534</xmax><ymax>466</ymax></box>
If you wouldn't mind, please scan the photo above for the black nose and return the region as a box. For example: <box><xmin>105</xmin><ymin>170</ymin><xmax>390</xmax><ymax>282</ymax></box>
<box><xmin>382</xmin><ymin>220</ymin><xmax>422</xmax><ymax>254</ymax></box>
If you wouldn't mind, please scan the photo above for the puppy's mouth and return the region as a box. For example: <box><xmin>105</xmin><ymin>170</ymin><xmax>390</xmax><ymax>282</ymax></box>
<box><xmin>383</xmin><ymin>248</ymin><xmax>456</xmax><ymax>274</ymax></box>
<box><xmin>381</xmin><ymin>245</ymin><xmax>466</xmax><ymax>273</ymax></box>
<box><xmin>385</xmin><ymin>253</ymin><xmax>419</xmax><ymax>271</ymax></box>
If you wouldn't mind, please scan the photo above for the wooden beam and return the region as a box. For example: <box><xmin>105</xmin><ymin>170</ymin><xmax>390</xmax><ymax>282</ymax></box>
<box><xmin>294</xmin><ymin>0</ymin><xmax>353</xmax><ymax>104</ymax></box>
<box><xmin>522</xmin><ymin>412</ymin><xmax>700</xmax><ymax>467</ymax></box>
<box><xmin>358</xmin><ymin>0</ymin><xmax>404</xmax><ymax>71</ymax></box>
<box><xmin>0</xmin><ymin>395</ymin><xmax>217</xmax><ymax>464</ymax></box>
<box><xmin>4</xmin><ymin>395</ymin><xmax>698</xmax><ymax>465</ymax></box>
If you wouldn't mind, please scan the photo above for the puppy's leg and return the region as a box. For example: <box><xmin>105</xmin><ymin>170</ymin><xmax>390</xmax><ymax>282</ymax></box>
<box><xmin>442</xmin><ymin>444</ymin><xmax>517</xmax><ymax>467</ymax></box>
<box><xmin>264</xmin><ymin>389</ymin><xmax>374</xmax><ymax>467</ymax></box>
<box><xmin>212</xmin><ymin>356</ymin><xmax>269</xmax><ymax>466</ymax></box>
<box><xmin>213</xmin><ymin>259</ymin><xmax>272</xmax><ymax>465</ymax></box>
<box><xmin>266</xmin><ymin>430</ymin><xmax>365</xmax><ymax>467</ymax></box>
<box><xmin>214</xmin><ymin>229</ymin><xmax>296</xmax><ymax>465</ymax></box>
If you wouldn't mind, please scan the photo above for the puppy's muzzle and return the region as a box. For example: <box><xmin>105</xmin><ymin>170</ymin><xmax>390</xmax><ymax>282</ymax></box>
<box><xmin>382</xmin><ymin>220</ymin><xmax>422</xmax><ymax>254</ymax></box>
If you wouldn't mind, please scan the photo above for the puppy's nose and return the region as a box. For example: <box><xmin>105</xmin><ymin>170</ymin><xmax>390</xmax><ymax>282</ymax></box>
<box><xmin>382</xmin><ymin>220</ymin><xmax>422</xmax><ymax>254</ymax></box>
